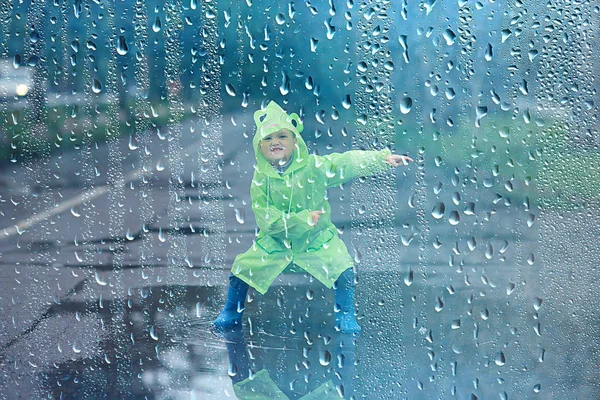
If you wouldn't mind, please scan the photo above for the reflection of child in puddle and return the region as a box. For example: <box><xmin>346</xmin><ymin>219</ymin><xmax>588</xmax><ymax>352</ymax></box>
<box><xmin>224</xmin><ymin>329</ymin><xmax>356</xmax><ymax>399</ymax></box>
<box><xmin>214</xmin><ymin>101</ymin><xmax>412</xmax><ymax>333</ymax></box>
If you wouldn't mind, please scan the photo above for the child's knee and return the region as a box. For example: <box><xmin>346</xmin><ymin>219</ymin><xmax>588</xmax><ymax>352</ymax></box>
<box><xmin>229</xmin><ymin>273</ymin><xmax>249</xmax><ymax>291</ymax></box>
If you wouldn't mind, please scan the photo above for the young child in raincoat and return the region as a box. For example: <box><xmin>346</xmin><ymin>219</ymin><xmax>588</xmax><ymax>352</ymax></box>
<box><xmin>214</xmin><ymin>101</ymin><xmax>412</xmax><ymax>333</ymax></box>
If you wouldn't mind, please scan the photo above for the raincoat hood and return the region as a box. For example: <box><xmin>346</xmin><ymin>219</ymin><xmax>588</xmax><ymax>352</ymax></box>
<box><xmin>253</xmin><ymin>101</ymin><xmax>308</xmax><ymax>176</ymax></box>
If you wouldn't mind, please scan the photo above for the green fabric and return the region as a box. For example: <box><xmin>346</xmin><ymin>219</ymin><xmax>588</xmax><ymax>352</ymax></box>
<box><xmin>233</xmin><ymin>369</ymin><xmax>288</xmax><ymax>400</ymax></box>
<box><xmin>300</xmin><ymin>379</ymin><xmax>343</xmax><ymax>400</ymax></box>
<box><xmin>232</xmin><ymin>101</ymin><xmax>392</xmax><ymax>295</ymax></box>
<box><xmin>233</xmin><ymin>369</ymin><xmax>342</xmax><ymax>400</ymax></box>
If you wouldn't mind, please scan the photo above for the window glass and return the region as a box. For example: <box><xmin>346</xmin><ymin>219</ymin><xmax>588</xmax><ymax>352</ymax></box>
<box><xmin>1</xmin><ymin>1</ymin><xmax>598</xmax><ymax>399</ymax></box>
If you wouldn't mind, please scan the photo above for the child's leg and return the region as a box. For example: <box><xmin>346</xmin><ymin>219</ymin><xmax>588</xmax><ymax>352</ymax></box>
<box><xmin>213</xmin><ymin>273</ymin><xmax>249</xmax><ymax>329</ymax></box>
<box><xmin>334</xmin><ymin>268</ymin><xmax>361</xmax><ymax>333</ymax></box>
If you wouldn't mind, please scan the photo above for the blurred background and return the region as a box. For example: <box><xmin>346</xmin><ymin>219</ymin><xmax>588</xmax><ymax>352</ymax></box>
<box><xmin>0</xmin><ymin>0</ymin><xmax>599</xmax><ymax>399</ymax></box>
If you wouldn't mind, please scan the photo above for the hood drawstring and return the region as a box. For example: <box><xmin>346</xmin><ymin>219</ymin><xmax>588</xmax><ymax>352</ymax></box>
<box><xmin>265</xmin><ymin>171</ymin><xmax>295</xmax><ymax>240</ymax></box>
<box><xmin>288</xmin><ymin>171</ymin><xmax>294</xmax><ymax>215</ymax></box>
<box><xmin>266</xmin><ymin>176</ymin><xmax>270</xmax><ymax>221</ymax></box>
<box><xmin>282</xmin><ymin>171</ymin><xmax>294</xmax><ymax>239</ymax></box>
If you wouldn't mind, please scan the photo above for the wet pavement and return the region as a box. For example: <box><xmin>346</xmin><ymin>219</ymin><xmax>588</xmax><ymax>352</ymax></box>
<box><xmin>1</xmin><ymin>116</ymin><xmax>599</xmax><ymax>399</ymax></box>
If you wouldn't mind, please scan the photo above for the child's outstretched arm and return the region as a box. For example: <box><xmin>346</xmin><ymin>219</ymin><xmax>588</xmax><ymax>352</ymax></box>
<box><xmin>322</xmin><ymin>149</ymin><xmax>412</xmax><ymax>187</ymax></box>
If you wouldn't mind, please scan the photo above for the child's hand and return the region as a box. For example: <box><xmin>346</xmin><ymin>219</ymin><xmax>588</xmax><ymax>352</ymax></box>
<box><xmin>309</xmin><ymin>211</ymin><xmax>324</xmax><ymax>226</ymax></box>
<box><xmin>386</xmin><ymin>154</ymin><xmax>413</xmax><ymax>167</ymax></box>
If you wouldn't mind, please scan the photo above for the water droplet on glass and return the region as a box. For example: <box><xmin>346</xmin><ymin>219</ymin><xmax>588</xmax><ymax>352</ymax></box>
<box><xmin>538</xmin><ymin>348</ymin><xmax>545</xmax><ymax>362</ymax></box>
<box><xmin>225</xmin><ymin>83</ymin><xmax>236</xmax><ymax>96</ymax></box>
<box><xmin>464</xmin><ymin>202</ymin><xmax>475</xmax><ymax>215</ymax></box>
<box><xmin>434</xmin><ymin>297</ymin><xmax>444</xmax><ymax>312</ymax></box>
<box><xmin>117</xmin><ymin>36</ymin><xmax>128</xmax><ymax>55</ymax></box>
<box><xmin>400</xmin><ymin>97</ymin><xmax>413</xmax><ymax>114</ymax></box>
<box><xmin>152</xmin><ymin>17</ymin><xmax>162</xmax><ymax>32</ymax></box>
<box><xmin>448</xmin><ymin>211</ymin><xmax>460</xmax><ymax>226</ymax></box>
<box><xmin>423</xmin><ymin>0</ymin><xmax>437</xmax><ymax>15</ymax></box>
<box><xmin>30</xmin><ymin>30</ymin><xmax>40</xmax><ymax>43</ymax></box>
<box><xmin>475</xmin><ymin>106</ymin><xmax>488</xmax><ymax>127</ymax></box>
<box><xmin>158</xmin><ymin>228</ymin><xmax>166</xmax><ymax>242</ymax></box>
<box><xmin>310</xmin><ymin>37</ymin><xmax>319</xmax><ymax>52</ymax></box>
<box><xmin>485</xmin><ymin>243</ymin><xmax>493</xmax><ymax>259</ymax></box>
<box><xmin>128</xmin><ymin>135</ymin><xmax>138</xmax><ymax>150</ymax></box>
<box><xmin>443</xmin><ymin>29</ymin><xmax>456</xmax><ymax>45</ymax></box>
<box><xmin>506</xmin><ymin>282</ymin><xmax>516</xmax><ymax>295</ymax></box>
<box><xmin>527</xmin><ymin>253</ymin><xmax>535</xmax><ymax>265</ymax></box>
<box><xmin>126</xmin><ymin>229</ymin><xmax>135</xmax><ymax>241</ymax></box>
<box><xmin>431</xmin><ymin>202</ymin><xmax>445</xmax><ymax>219</ymax></box>
<box><xmin>495</xmin><ymin>351</ymin><xmax>506</xmax><ymax>366</ymax></box>
<box><xmin>480</xmin><ymin>308</ymin><xmax>490</xmax><ymax>320</ymax></box>
<box><xmin>319</xmin><ymin>350</ymin><xmax>332</xmax><ymax>366</ymax></box>
<box><xmin>527</xmin><ymin>213</ymin><xmax>535</xmax><ymax>227</ymax></box>
<box><xmin>519</xmin><ymin>79</ymin><xmax>529</xmax><ymax>95</ymax></box>
<box><xmin>528</xmin><ymin>49</ymin><xmax>538</xmax><ymax>62</ymax></box>
<box><xmin>275</xmin><ymin>13</ymin><xmax>286</xmax><ymax>25</ymax></box>
<box><xmin>342</xmin><ymin>94</ymin><xmax>351</xmax><ymax>109</ymax></box>
<box><xmin>467</xmin><ymin>237</ymin><xmax>476</xmax><ymax>251</ymax></box>
<box><xmin>95</xmin><ymin>271</ymin><xmax>107</xmax><ymax>286</ymax></box>
<box><xmin>484</xmin><ymin>43</ymin><xmax>493</xmax><ymax>61</ymax></box>
<box><xmin>404</xmin><ymin>269</ymin><xmax>414</xmax><ymax>286</ymax></box>
<box><xmin>234</xmin><ymin>208</ymin><xmax>245</xmax><ymax>224</ymax></box>
<box><xmin>150</xmin><ymin>326</ymin><xmax>159</xmax><ymax>340</ymax></box>
<box><xmin>279</xmin><ymin>71</ymin><xmax>290</xmax><ymax>95</ymax></box>
<box><xmin>401</xmin><ymin>233</ymin><xmax>415</xmax><ymax>246</ymax></box>
<box><xmin>452</xmin><ymin>192</ymin><xmax>461</xmax><ymax>205</ymax></box>
<box><xmin>533</xmin><ymin>297</ymin><xmax>543</xmax><ymax>311</ymax></box>
<box><xmin>92</xmin><ymin>79</ymin><xmax>102</xmax><ymax>94</ymax></box>
<box><xmin>324</xmin><ymin>18</ymin><xmax>336</xmax><ymax>39</ymax></box>
<box><xmin>228</xmin><ymin>363</ymin><xmax>238</xmax><ymax>378</ymax></box>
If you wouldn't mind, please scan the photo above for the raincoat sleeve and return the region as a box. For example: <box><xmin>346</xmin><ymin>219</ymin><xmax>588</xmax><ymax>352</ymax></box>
<box><xmin>250</xmin><ymin>178</ymin><xmax>313</xmax><ymax>239</ymax></box>
<box><xmin>321</xmin><ymin>148</ymin><xmax>392</xmax><ymax>188</ymax></box>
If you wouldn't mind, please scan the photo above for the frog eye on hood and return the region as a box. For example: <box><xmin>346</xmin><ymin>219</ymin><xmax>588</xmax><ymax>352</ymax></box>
<box><xmin>253</xmin><ymin>101</ymin><xmax>303</xmax><ymax>137</ymax></box>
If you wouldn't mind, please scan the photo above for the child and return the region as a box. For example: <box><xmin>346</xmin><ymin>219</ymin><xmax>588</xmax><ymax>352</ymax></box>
<box><xmin>214</xmin><ymin>101</ymin><xmax>412</xmax><ymax>333</ymax></box>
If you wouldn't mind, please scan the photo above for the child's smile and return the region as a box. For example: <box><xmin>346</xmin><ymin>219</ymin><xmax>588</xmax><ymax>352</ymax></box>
<box><xmin>259</xmin><ymin>129</ymin><xmax>297</xmax><ymax>165</ymax></box>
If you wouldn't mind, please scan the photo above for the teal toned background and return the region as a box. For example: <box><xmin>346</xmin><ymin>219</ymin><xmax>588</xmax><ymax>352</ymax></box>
<box><xmin>0</xmin><ymin>1</ymin><xmax>598</xmax><ymax>399</ymax></box>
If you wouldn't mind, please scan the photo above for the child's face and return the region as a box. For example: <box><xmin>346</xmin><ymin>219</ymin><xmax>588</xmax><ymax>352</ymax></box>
<box><xmin>259</xmin><ymin>129</ymin><xmax>297</xmax><ymax>165</ymax></box>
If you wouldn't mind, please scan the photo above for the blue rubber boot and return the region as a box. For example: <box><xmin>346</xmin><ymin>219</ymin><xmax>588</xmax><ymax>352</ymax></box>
<box><xmin>223</xmin><ymin>328</ymin><xmax>249</xmax><ymax>384</ymax></box>
<box><xmin>213</xmin><ymin>274</ymin><xmax>249</xmax><ymax>330</ymax></box>
<box><xmin>334</xmin><ymin>268</ymin><xmax>361</xmax><ymax>333</ymax></box>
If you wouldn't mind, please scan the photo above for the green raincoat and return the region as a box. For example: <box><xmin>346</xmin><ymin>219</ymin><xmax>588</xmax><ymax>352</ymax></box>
<box><xmin>232</xmin><ymin>101</ymin><xmax>392</xmax><ymax>294</ymax></box>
